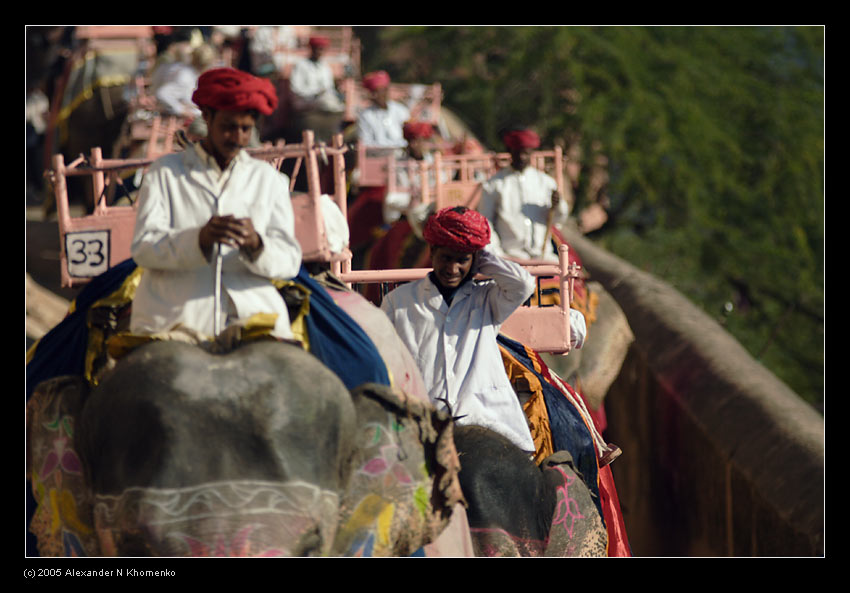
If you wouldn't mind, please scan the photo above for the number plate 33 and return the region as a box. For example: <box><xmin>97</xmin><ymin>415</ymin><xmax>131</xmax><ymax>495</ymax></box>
<box><xmin>65</xmin><ymin>230</ymin><xmax>110</xmax><ymax>278</ymax></box>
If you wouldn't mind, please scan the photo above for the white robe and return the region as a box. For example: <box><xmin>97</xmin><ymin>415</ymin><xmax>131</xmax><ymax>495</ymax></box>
<box><xmin>382</xmin><ymin>152</ymin><xmax>448</xmax><ymax>224</ymax></box>
<box><xmin>357</xmin><ymin>100</ymin><xmax>410</xmax><ymax>148</ymax></box>
<box><xmin>289</xmin><ymin>58</ymin><xmax>344</xmax><ymax>113</ymax></box>
<box><xmin>150</xmin><ymin>61</ymin><xmax>200</xmax><ymax>118</ymax></box>
<box><xmin>380</xmin><ymin>250</ymin><xmax>537</xmax><ymax>452</ymax></box>
<box><xmin>479</xmin><ymin>166</ymin><xmax>569</xmax><ymax>261</ymax></box>
<box><xmin>130</xmin><ymin>144</ymin><xmax>302</xmax><ymax>340</ymax></box>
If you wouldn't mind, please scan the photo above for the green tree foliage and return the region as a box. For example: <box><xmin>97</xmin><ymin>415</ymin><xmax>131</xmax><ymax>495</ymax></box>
<box><xmin>359</xmin><ymin>25</ymin><xmax>824</xmax><ymax>410</ymax></box>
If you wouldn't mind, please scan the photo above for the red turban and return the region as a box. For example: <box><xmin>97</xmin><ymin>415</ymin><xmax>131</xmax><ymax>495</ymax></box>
<box><xmin>309</xmin><ymin>35</ymin><xmax>330</xmax><ymax>48</ymax></box>
<box><xmin>362</xmin><ymin>70</ymin><xmax>391</xmax><ymax>91</ymax></box>
<box><xmin>403</xmin><ymin>121</ymin><xmax>434</xmax><ymax>141</ymax></box>
<box><xmin>502</xmin><ymin>129</ymin><xmax>541</xmax><ymax>151</ymax></box>
<box><xmin>423</xmin><ymin>207</ymin><xmax>491</xmax><ymax>253</ymax></box>
<box><xmin>192</xmin><ymin>68</ymin><xmax>278</xmax><ymax>116</ymax></box>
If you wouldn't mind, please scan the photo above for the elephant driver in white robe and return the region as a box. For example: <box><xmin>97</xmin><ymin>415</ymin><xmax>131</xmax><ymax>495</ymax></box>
<box><xmin>130</xmin><ymin>67</ymin><xmax>303</xmax><ymax>347</ymax></box>
<box><xmin>380</xmin><ymin>206</ymin><xmax>587</xmax><ymax>453</ymax></box>
<box><xmin>478</xmin><ymin>128</ymin><xmax>570</xmax><ymax>262</ymax></box>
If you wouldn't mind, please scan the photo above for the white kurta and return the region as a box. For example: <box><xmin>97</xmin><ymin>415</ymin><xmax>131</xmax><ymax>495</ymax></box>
<box><xmin>130</xmin><ymin>144</ymin><xmax>302</xmax><ymax>340</ymax></box>
<box><xmin>380</xmin><ymin>250</ymin><xmax>537</xmax><ymax>452</ymax></box>
<box><xmin>383</xmin><ymin>152</ymin><xmax>447</xmax><ymax>224</ymax></box>
<box><xmin>357</xmin><ymin>100</ymin><xmax>410</xmax><ymax>148</ymax></box>
<box><xmin>479</xmin><ymin>166</ymin><xmax>569</xmax><ymax>261</ymax></box>
<box><xmin>150</xmin><ymin>61</ymin><xmax>201</xmax><ymax>118</ymax></box>
<box><xmin>289</xmin><ymin>58</ymin><xmax>344</xmax><ymax>113</ymax></box>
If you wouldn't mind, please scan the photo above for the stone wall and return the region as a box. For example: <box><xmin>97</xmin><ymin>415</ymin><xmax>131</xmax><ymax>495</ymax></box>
<box><xmin>562</xmin><ymin>229</ymin><xmax>824</xmax><ymax>557</ymax></box>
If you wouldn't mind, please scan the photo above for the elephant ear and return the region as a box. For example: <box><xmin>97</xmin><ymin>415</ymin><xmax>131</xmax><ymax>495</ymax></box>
<box><xmin>539</xmin><ymin>453</ymin><xmax>608</xmax><ymax>557</ymax></box>
<box><xmin>333</xmin><ymin>383</ymin><xmax>465</xmax><ymax>557</ymax></box>
<box><xmin>27</xmin><ymin>375</ymin><xmax>99</xmax><ymax>557</ymax></box>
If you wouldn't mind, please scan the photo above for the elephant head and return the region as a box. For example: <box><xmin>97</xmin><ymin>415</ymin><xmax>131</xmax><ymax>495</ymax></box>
<box><xmin>454</xmin><ymin>425</ymin><xmax>607</xmax><ymax>557</ymax></box>
<box><xmin>75</xmin><ymin>339</ymin><xmax>358</xmax><ymax>556</ymax></box>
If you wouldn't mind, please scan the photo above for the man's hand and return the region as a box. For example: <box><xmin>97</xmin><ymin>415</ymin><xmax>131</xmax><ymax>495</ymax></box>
<box><xmin>199</xmin><ymin>215</ymin><xmax>262</xmax><ymax>258</ymax></box>
<box><xmin>470</xmin><ymin>250</ymin><xmax>482</xmax><ymax>277</ymax></box>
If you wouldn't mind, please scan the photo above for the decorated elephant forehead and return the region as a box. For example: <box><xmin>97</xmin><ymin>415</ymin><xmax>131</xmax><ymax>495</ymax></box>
<box><xmin>92</xmin><ymin>480</ymin><xmax>340</xmax><ymax>557</ymax></box>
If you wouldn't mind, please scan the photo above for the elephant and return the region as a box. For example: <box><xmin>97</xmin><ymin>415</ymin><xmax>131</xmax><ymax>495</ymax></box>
<box><xmin>26</xmin><ymin>263</ymin><xmax>625</xmax><ymax>557</ymax></box>
<box><xmin>35</xmin><ymin>30</ymin><xmax>141</xmax><ymax>214</ymax></box>
<box><xmin>79</xmin><ymin>340</ymin><xmax>358</xmax><ymax>557</ymax></box>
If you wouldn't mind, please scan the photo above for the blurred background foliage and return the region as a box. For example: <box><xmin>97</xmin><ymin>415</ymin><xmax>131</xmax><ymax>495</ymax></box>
<box><xmin>354</xmin><ymin>25</ymin><xmax>824</xmax><ymax>412</ymax></box>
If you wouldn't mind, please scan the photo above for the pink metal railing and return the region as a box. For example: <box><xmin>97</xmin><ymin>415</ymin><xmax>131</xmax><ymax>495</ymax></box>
<box><xmin>343</xmin><ymin>80</ymin><xmax>442</xmax><ymax>128</ymax></box>
<box><xmin>49</xmin><ymin>131</ymin><xmax>351</xmax><ymax>287</ymax></box>
<box><xmin>383</xmin><ymin>146</ymin><xmax>568</xmax><ymax>212</ymax></box>
<box><xmin>48</xmin><ymin>129</ymin><xmax>578</xmax><ymax>353</ymax></box>
<box><xmin>249</xmin><ymin>132</ymin><xmax>351</xmax><ymax>274</ymax></box>
<box><xmin>249</xmin><ymin>25</ymin><xmax>361</xmax><ymax>80</ymax></box>
<box><xmin>337</xmin><ymin>243</ymin><xmax>579</xmax><ymax>354</ymax></box>
<box><xmin>348</xmin><ymin>80</ymin><xmax>443</xmax><ymax>189</ymax></box>
<box><xmin>51</xmin><ymin>147</ymin><xmax>146</xmax><ymax>288</ymax></box>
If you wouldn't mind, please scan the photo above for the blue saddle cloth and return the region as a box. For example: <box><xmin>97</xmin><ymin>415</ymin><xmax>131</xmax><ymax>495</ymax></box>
<box><xmin>26</xmin><ymin>259</ymin><xmax>139</xmax><ymax>400</ymax></box>
<box><xmin>496</xmin><ymin>334</ymin><xmax>603</xmax><ymax>521</ymax></box>
<box><xmin>294</xmin><ymin>267</ymin><xmax>390</xmax><ymax>390</ymax></box>
<box><xmin>26</xmin><ymin>260</ymin><xmax>390</xmax><ymax>400</ymax></box>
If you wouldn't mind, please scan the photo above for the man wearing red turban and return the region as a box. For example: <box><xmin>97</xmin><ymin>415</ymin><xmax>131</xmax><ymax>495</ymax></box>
<box><xmin>191</xmin><ymin>67</ymin><xmax>278</xmax><ymax>117</ymax></box>
<box><xmin>501</xmin><ymin>129</ymin><xmax>541</xmax><ymax>152</ymax></box>
<box><xmin>357</xmin><ymin>70</ymin><xmax>410</xmax><ymax>148</ymax></box>
<box><xmin>348</xmin><ymin>71</ymin><xmax>412</xmax><ymax>250</ymax></box>
<box><xmin>380</xmin><ymin>206</ymin><xmax>539</xmax><ymax>453</ymax></box>
<box><xmin>130</xmin><ymin>67</ymin><xmax>302</xmax><ymax>345</ymax></box>
<box><xmin>402</xmin><ymin>121</ymin><xmax>434</xmax><ymax>163</ymax></box>
<box><xmin>361</xmin><ymin>70</ymin><xmax>391</xmax><ymax>92</ymax></box>
<box><xmin>308</xmin><ymin>35</ymin><xmax>330</xmax><ymax>49</ymax></box>
<box><xmin>382</xmin><ymin>120</ymin><xmax>443</xmax><ymax>225</ymax></box>
<box><xmin>478</xmin><ymin>127</ymin><xmax>570</xmax><ymax>261</ymax></box>
<box><xmin>403</xmin><ymin>120</ymin><xmax>434</xmax><ymax>142</ymax></box>
<box><xmin>289</xmin><ymin>35</ymin><xmax>345</xmax><ymax>129</ymax></box>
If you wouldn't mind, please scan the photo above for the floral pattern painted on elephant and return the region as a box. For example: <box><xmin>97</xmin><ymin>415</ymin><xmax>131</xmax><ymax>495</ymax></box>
<box><xmin>175</xmin><ymin>525</ymin><xmax>285</xmax><ymax>557</ymax></box>
<box><xmin>543</xmin><ymin>464</ymin><xmax>607</xmax><ymax>557</ymax></box>
<box><xmin>467</xmin><ymin>462</ymin><xmax>607</xmax><ymax>557</ymax></box>
<box><xmin>335</xmin><ymin>413</ymin><xmax>430</xmax><ymax>556</ymax></box>
<box><xmin>93</xmin><ymin>480</ymin><xmax>341</xmax><ymax>557</ymax></box>
<box><xmin>550</xmin><ymin>465</ymin><xmax>586</xmax><ymax>539</ymax></box>
<box><xmin>356</xmin><ymin>417</ymin><xmax>425</xmax><ymax>487</ymax></box>
<box><xmin>27</xmin><ymin>378</ymin><xmax>98</xmax><ymax>557</ymax></box>
<box><xmin>334</xmin><ymin>399</ymin><xmax>442</xmax><ymax>557</ymax></box>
